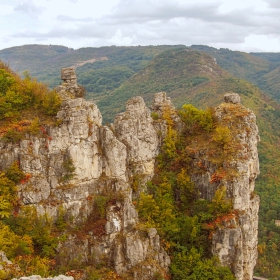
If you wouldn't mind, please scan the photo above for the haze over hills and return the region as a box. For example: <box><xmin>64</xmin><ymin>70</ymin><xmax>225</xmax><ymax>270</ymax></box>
<box><xmin>1</xmin><ymin>44</ymin><xmax>280</xmax><ymax>277</ymax></box>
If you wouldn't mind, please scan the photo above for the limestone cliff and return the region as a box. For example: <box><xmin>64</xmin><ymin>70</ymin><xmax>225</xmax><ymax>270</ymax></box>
<box><xmin>190</xmin><ymin>93</ymin><xmax>260</xmax><ymax>280</ymax></box>
<box><xmin>0</xmin><ymin>69</ymin><xmax>169</xmax><ymax>279</ymax></box>
<box><xmin>0</xmin><ymin>69</ymin><xmax>259</xmax><ymax>279</ymax></box>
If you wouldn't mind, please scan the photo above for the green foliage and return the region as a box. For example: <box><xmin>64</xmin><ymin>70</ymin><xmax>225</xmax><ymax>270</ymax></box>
<box><xmin>61</xmin><ymin>157</ymin><xmax>75</xmax><ymax>182</ymax></box>
<box><xmin>5</xmin><ymin>161</ymin><xmax>25</xmax><ymax>184</ymax></box>
<box><xmin>179</xmin><ymin>104</ymin><xmax>214</xmax><ymax>133</ymax></box>
<box><xmin>0</xmin><ymin>170</ymin><xmax>18</xmax><ymax>219</ymax></box>
<box><xmin>55</xmin><ymin>206</ymin><xmax>67</xmax><ymax>232</ymax></box>
<box><xmin>42</xmin><ymin>90</ymin><xmax>62</xmax><ymax>115</ymax></box>
<box><xmin>1</xmin><ymin>129</ymin><xmax>25</xmax><ymax>143</ymax></box>
<box><xmin>208</xmin><ymin>186</ymin><xmax>232</xmax><ymax>216</ymax></box>
<box><xmin>27</xmin><ymin>117</ymin><xmax>40</xmax><ymax>135</ymax></box>
<box><xmin>151</xmin><ymin>112</ymin><xmax>159</xmax><ymax>120</ymax></box>
<box><xmin>0</xmin><ymin>221</ymin><xmax>34</xmax><ymax>259</ymax></box>
<box><xmin>171</xmin><ymin>247</ymin><xmax>235</xmax><ymax>280</ymax></box>
<box><xmin>94</xmin><ymin>195</ymin><xmax>108</xmax><ymax>219</ymax></box>
<box><xmin>0</xmin><ymin>68</ymin><xmax>16</xmax><ymax>94</ymax></box>
<box><xmin>7</xmin><ymin>207</ymin><xmax>58</xmax><ymax>258</ymax></box>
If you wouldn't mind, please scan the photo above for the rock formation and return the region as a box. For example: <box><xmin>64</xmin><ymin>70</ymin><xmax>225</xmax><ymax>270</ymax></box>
<box><xmin>0</xmin><ymin>70</ymin><xmax>170</xmax><ymax>279</ymax></box>
<box><xmin>190</xmin><ymin>92</ymin><xmax>260</xmax><ymax>280</ymax></box>
<box><xmin>212</xmin><ymin>93</ymin><xmax>259</xmax><ymax>280</ymax></box>
<box><xmin>0</xmin><ymin>69</ymin><xmax>259</xmax><ymax>279</ymax></box>
<box><xmin>56</xmin><ymin>68</ymin><xmax>85</xmax><ymax>99</ymax></box>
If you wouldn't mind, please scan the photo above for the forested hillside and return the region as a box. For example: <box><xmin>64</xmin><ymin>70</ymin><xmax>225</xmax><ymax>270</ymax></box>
<box><xmin>0</xmin><ymin>44</ymin><xmax>182</xmax><ymax>101</ymax></box>
<box><xmin>191</xmin><ymin>45</ymin><xmax>280</xmax><ymax>103</ymax></box>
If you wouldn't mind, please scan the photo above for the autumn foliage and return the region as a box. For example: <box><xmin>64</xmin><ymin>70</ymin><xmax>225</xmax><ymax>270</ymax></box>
<box><xmin>0</xmin><ymin>61</ymin><xmax>61</xmax><ymax>142</ymax></box>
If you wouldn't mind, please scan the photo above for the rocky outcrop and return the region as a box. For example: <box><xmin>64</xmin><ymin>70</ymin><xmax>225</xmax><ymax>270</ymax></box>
<box><xmin>114</xmin><ymin>96</ymin><xmax>158</xmax><ymax>182</ymax></box>
<box><xmin>56</xmin><ymin>68</ymin><xmax>85</xmax><ymax>99</ymax></box>
<box><xmin>0</xmin><ymin>67</ymin><xmax>259</xmax><ymax>279</ymax></box>
<box><xmin>0</xmin><ymin>73</ymin><xmax>170</xmax><ymax>279</ymax></box>
<box><xmin>191</xmin><ymin>93</ymin><xmax>260</xmax><ymax>280</ymax></box>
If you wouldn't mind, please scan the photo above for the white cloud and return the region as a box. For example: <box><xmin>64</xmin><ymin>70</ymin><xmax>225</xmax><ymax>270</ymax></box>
<box><xmin>265</xmin><ymin>0</ymin><xmax>280</xmax><ymax>8</ymax></box>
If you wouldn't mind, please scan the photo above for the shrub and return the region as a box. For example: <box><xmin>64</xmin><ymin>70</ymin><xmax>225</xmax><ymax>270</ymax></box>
<box><xmin>42</xmin><ymin>90</ymin><xmax>62</xmax><ymax>116</ymax></box>
<box><xmin>179</xmin><ymin>104</ymin><xmax>214</xmax><ymax>133</ymax></box>
<box><xmin>212</xmin><ymin>126</ymin><xmax>231</xmax><ymax>146</ymax></box>
<box><xmin>5</xmin><ymin>161</ymin><xmax>25</xmax><ymax>184</ymax></box>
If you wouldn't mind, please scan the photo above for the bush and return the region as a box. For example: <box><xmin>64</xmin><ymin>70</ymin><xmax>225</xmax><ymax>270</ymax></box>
<box><xmin>179</xmin><ymin>104</ymin><xmax>214</xmax><ymax>133</ymax></box>
<box><xmin>212</xmin><ymin>126</ymin><xmax>231</xmax><ymax>146</ymax></box>
<box><xmin>42</xmin><ymin>90</ymin><xmax>61</xmax><ymax>116</ymax></box>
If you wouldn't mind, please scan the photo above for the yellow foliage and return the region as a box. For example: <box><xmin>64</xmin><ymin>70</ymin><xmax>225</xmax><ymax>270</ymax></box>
<box><xmin>212</xmin><ymin>126</ymin><xmax>231</xmax><ymax>146</ymax></box>
<box><xmin>0</xmin><ymin>221</ymin><xmax>34</xmax><ymax>259</ymax></box>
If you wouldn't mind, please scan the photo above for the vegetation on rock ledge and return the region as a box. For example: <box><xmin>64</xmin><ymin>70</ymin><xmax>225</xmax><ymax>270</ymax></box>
<box><xmin>137</xmin><ymin>104</ymin><xmax>236</xmax><ymax>279</ymax></box>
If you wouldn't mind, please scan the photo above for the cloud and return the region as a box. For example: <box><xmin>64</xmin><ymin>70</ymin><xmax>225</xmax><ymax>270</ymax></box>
<box><xmin>13</xmin><ymin>24</ymin><xmax>115</xmax><ymax>40</ymax></box>
<box><xmin>56</xmin><ymin>15</ymin><xmax>93</xmax><ymax>22</ymax></box>
<box><xmin>10</xmin><ymin>0</ymin><xmax>261</xmax><ymax>48</ymax></box>
<box><xmin>265</xmin><ymin>0</ymin><xmax>280</xmax><ymax>8</ymax></box>
<box><xmin>107</xmin><ymin>0</ymin><xmax>256</xmax><ymax>26</ymax></box>
<box><xmin>14</xmin><ymin>1</ymin><xmax>44</xmax><ymax>16</ymax></box>
<box><xmin>96</xmin><ymin>0</ymin><xmax>280</xmax><ymax>46</ymax></box>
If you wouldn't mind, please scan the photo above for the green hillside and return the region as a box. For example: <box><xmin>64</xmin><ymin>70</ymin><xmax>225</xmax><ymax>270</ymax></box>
<box><xmin>97</xmin><ymin>48</ymin><xmax>269</xmax><ymax>123</ymax></box>
<box><xmin>190</xmin><ymin>45</ymin><xmax>280</xmax><ymax>104</ymax></box>
<box><xmin>190</xmin><ymin>45</ymin><xmax>271</xmax><ymax>82</ymax></box>
<box><xmin>0</xmin><ymin>44</ymin><xmax>183</xmax><ymax>100</ymax></box>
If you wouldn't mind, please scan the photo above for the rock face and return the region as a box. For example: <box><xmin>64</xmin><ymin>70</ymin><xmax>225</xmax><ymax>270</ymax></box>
<box><xmin>56</xmin><ymin>68</ymin><xmax>85</xmax><ymax>98</ymax></box>
<box><xmin>191</xmin><ymin>93</ymin><xmax>260</xmax><ymax>280</ymax></box>
<box><xmin>114</xmin><ymin>96</ymin><xmax>159</xmax><ymax>181</ymax></box>
<box><xmin>0</xmin><ymin>69</ymin><xmax>259</xmax><ymax>279</ymax></box>
<box><xmin>0</xmin><ymin>77</ymin><xmax>170</xmax><ymax>279</ymax></box>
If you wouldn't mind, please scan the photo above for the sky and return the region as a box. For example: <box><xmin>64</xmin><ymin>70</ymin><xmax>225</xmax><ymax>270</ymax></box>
<box><xmin>1</xmin><ymin>0</ymin><xmax>280</xmax><ymax>52</ymax></box>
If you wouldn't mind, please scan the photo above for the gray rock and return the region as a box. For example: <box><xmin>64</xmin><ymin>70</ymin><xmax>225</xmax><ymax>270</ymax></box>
<box><xmin>147</xmin><ymin>228</ymin><xmax>157</xmax><ymax>239</ymax></box>
<box><xmin>224</xmin><ymin>92</ymin><xmax>241</xmax><ymax>104</ymax></box>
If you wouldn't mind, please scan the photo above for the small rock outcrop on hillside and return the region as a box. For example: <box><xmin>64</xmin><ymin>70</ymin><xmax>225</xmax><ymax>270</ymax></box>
<box><xmin>0</xmin><ymin>70</ymin><xmax>259</xmax><ymax>279</ymax></box>
<box><xmin>56</xmin><ymin>68</ymin><xmax>85</xmax><ymax>99</ymax></box>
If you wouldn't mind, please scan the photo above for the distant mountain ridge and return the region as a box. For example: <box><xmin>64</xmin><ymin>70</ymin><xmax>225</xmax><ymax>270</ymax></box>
<box><xmin>0</xmin><ymin>44</ymin><xmax>183</xmax><ymax>93</ymax></box>
<box><xmin>2</xmin><ymin>43</ymin><xmax>280</xmax><ymax>104</ymax></box>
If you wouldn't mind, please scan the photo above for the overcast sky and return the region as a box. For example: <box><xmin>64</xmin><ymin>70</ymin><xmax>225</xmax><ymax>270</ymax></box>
<box><xmin>1</xmin><ymin>0</ymin><xmax>280</xmax><ymax>52</ymax></box>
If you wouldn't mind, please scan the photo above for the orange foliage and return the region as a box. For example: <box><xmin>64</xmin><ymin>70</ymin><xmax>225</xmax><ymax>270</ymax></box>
<box><xmin>20</xmin><ymin>174</ymin><xmax>31</xmax><ymax>185</ymax></box>
<box><xmin>205</xmin><ymin>210</ymin><xmax>239</xmax><ymax>239</ymax></box>
<box><xmin>210</xmin><ymin>169</ymin><xmax>227</xmax><ymax>183</ymax></box>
